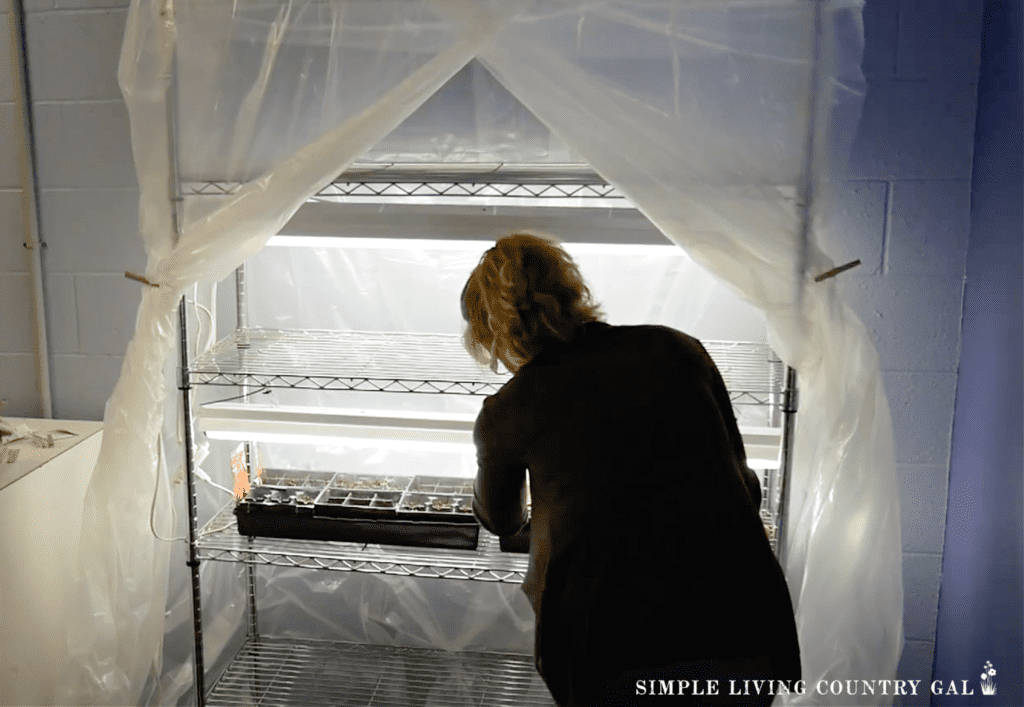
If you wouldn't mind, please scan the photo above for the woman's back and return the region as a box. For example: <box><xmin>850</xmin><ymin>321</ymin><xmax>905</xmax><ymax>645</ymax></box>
<box><xmin>461</xmin><ymin>233</ymin><xmax>799</xmax><ymax>705</ymax></box>
<box><xmin>473</xmin><ymin>321</ymin><xmax>801</xmax><ymax>705</ymax></box>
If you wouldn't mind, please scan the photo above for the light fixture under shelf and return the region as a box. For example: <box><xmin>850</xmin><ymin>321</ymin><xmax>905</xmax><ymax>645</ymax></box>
<box><xmin>266</xmin><ymin>235</ymin><xmax>688</xmax><ymax>257</ymax></box>
<box><xmin>197</xmin><ymin>403</ymin><xmax>781</xmax><ymax>467</ymax></box>
<box><xmin>197</xmin><ymin>403</ymin><xmax>478</xmax><ymax>452</ymax></box>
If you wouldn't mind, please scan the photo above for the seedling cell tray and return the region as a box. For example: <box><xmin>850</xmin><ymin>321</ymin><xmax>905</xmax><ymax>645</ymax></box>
<box><xmin>234</xmin><ymin>471</ymin><xmax>480</xmax><ymax>550</ymax></box>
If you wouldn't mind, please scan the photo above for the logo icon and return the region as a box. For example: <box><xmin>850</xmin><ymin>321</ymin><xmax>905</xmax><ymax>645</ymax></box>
<box><xmin>980</xmin><ymin>661</ymin><xmax>997</xmax><ymax>696</ymax></box>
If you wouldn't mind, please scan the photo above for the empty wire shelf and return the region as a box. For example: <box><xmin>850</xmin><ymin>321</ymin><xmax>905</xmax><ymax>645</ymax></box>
<box><xmin>197</xmin><ymin>503</ymin><xmax>529</xmax><ymax>582</ymax></box>
<box><xmin>206</xmin><ymin>637</ymin><xmax>555</xmax><ymax>707</ymax></box>
<box><xmin>190</xmin><ymin>329</ymin><xmax>510</xmax><ymax>395</ymax></box>
<box><xmin>189</xmin><ymin>328</ymin><xmax>786</xmax><ymax>405</ymax></box>
<box><xmin>183</xmin><ymin>163</ymin><xmax>630</xmax><ymax>209</ymax></box>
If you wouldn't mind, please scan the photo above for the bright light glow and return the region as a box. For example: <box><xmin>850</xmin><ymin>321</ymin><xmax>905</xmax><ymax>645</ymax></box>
<box><xmin>204</xmin><ymin>428</ymin><xmax>474</xmax><ymax>452</ymax></box>
<box><xmin>198</xmin><ymin>404</ymin><xmax>477</xmax><ymax>452</ymax></box>
<box><xmin>267</xmin><ymin>235</ymin><xmax>688</xmax><ymax>257</ymax></box>
<box><xmin>199</xmin><ymin>403</ymin><xmax>781</xmax><ymax>465</ymax></box>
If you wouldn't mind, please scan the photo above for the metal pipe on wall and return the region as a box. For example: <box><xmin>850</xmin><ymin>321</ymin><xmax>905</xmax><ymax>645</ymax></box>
<box><xmin>4</xmin><ymin>0</ymin><xmax>52</xmax><ymax>417</ymax></box>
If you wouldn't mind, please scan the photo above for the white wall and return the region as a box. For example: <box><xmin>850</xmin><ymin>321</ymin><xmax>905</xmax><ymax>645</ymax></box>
<box><xmin>0</xmin><ymin>1</ymin><xmax>987</xmax><ymax>702</ymax></box>
<box><xmin>0</xmin><ymin>8</ymin><xmax>36</xmax><ymax>416</ymax></box>
<box><xmin>12</xmin><ymin>0</ymin><xmax>143</xmax><ymax>421</ymax></box>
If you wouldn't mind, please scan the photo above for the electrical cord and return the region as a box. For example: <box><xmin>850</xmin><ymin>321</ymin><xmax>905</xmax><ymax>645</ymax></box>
<box><xmin>150</xmin><ymin>434</ymin><xmax>188</xmax><ymax>543</ymax></box>
<box><xmin>154</xmin><ymin>284</ymin><xmax>236</xmax><ymax>542</ymax></box>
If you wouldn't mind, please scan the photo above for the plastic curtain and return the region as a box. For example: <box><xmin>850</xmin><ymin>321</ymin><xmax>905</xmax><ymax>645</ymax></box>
<box><xmin>58</xmin><ymin>1</ymin><xmax>530</xmax><ymax>703</ymax></box>
<box><xmin>471</xmin><ymin>4</ymin><xmax>902</xmax><ymax>705</ymax></box>
<box><xmin>56</xmin><ymin>2</ymin><xmax>902</xmax><ymax>706</ymax></box>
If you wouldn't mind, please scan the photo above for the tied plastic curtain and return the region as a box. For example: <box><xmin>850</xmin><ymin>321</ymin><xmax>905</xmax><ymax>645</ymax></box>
<box><xmin>57</xmin><ymin>2</ymin><xmax>902</xmax><ymax>706</ymax></box>
<box><xmin>57</xmin><ymin>2</ymin><xmax>529</xmax><ymax>703</ymax></box>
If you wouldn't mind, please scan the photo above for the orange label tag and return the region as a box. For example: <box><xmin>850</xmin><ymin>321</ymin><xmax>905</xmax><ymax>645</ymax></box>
<box><xmin>231</xmin><ymin>445</ymin><xmax>264</xmax><ymax>500</ymax></box>
<box><xmin>231</xmin><ymin>445</ymin><xmax>248</xmax><ymax>500</ymax></box>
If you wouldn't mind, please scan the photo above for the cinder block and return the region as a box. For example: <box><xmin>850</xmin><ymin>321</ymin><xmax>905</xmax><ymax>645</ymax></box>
<box><xmin>836</xmin><ymin>274</ymin><xmax>965</xmax><ymax>372</ymax></box>
<box><xmin>816</xmin><ymin>180</ymin><xmax>887</xmax><ymax>276</ymax></box>
<box><xmin>73</xmin><ymin>273</ymin><xmax>142</xmax><ymax>356</ymax></box>
<box><xmin>888</xmin><ymin>180</ymin><xmax>971</xmax><ymax>276</ymax></box>
<box><xmin>897</xmin><ymin>463</ymin><xmax>950</xmax><ymax>554</ymax></box>
<box><xmin>50</xmin><ymin>353</ymin><xmax>122</xmax><ymax>420</ymax></box>
<box><xmin>25</xmin><ymin>11</ymin><xmax>126</xmax><ymax>102</ymax></box>
<box><xmin>0</xmin><ymin>191</ymin><xmax>27</xmax><ymax>271</ymax></box>
<box><xmin>861</xmin><ymin>0</ymin><xmax>899</xmax><ymax>77</ymax></box>
<box><xmin>22</xmin><ymin>0</ymin><xmax>55</xmax><ymax>11</ymax></box>
<box><xmin>0</xmin><ymin>272</ymin><xmax>35</xmax><ymax>353</ymax></box>
<box><xmin>0</xmin><ymin>14</ymin><xmax>14</xmax><ymax>103</ymax></box>
<box><xmin>32</xmin><ymin>102</ymin><xmax>137</xmax><ymax>188</ymax></box>
<box><xmin>38</xmin><ymin>189</ymin><xmax>144</xmax><ymax>273</ymax></box>
<box><xmin>44</xmin><ymin>272</ymin><xmax>77</xmax><ymax>354</ymax></box>
<box><xmin>897</xmin><ymin>0</ymin><xmax>983</xmax><ymax>82</ymax></box>
<box><xmin>0</xmin><ymin>354</ymin><xmax>42</xmax><ymax>417</ymax></box>
<box><xmin>896</xmin><ymin>639</ymin><xmax>935</xmax><ymax>706</ymax></box>
<box><xmin>0</xmin><ymin>104</ymin><xmax>23</xmax><ymax>189</ymax></box>
<box><xmin>881</xmin><ymin>370</ymin><xmax>958</xmax><ymax>465</ymax></box>
<box><xmin>845</xmin><ymin>79</ymin><xmax>978</xmax><ymax>180</ymax></box>
<box><xmin>902</xmin><ymin>552</ymin><xmax>942</xmax><ymax>641</ymax></box>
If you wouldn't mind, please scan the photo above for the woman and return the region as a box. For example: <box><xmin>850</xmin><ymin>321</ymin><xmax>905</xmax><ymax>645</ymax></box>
<box><xmin>461</xmin><ymin>233</ymin><xmax>801</xmax><ymax>706</ymax></box>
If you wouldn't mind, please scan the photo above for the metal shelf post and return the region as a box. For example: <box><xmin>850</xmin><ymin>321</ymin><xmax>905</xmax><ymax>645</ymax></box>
<box><xmin>180</xmin><ymin>300</ymin><xmax>208</xmax><ymax>707</ymax></box>
<box><xmin>775</xmin><ymin>366</ymin><xmax>798</xmax><ymax>565</ymax></box>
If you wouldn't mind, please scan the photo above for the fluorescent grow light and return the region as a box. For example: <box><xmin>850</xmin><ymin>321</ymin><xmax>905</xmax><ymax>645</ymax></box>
<box><xmin>266</xmin><ymin>235</ymin><xmax>688</xmax><ymax>257</ymax></box>
<box><xmin>197</xmin><ymin>404</ymin><xmax>477</xmax><ymax>453</ymax></box>
<box><xmin>198</xmin><ymin>403</ymin><xmax>781</xmax><ymax>467</ymax></box>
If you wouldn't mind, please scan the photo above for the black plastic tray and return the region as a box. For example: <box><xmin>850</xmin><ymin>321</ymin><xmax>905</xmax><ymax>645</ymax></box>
<box><xmin>235</xmin><ymin>472</ymin><xmax>480</xmax><ymax>550</ymax></box>
<box><xmin>243</xmin><ymin>486</ymin><xmax>318</xmax><ymax>517</ymax></box>
<box><xmin>316</xmin><ymin>489</ymin><xmax>404</xmax><ymax>519</ymax></box>
<box><xmin>234</xmin><ymin>509</ymin><xmax>480</xmax><ymax>549</ymax></box>
<box><xmin>259</xmin><ymin>470</ymin><xmax>334</xmax><ymax>489</ymax></box>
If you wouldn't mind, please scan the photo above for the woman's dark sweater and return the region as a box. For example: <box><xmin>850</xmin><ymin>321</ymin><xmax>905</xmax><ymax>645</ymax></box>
<box><xmin>472</xmin><ymin>321</ymin><xmax>801</xmax><ymax>705</ymax></box>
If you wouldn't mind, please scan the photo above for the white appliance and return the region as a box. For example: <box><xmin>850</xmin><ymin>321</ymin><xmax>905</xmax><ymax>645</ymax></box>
<box><xmin>0</xmin><ymin>418</ymin><xmax>103</xmax><ymax>707</ymax></box>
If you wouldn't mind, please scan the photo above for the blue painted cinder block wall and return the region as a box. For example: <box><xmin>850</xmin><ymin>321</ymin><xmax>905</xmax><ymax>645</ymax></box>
<box><xmin>825</xmin><ymin>1</ymin><xmax>988</xmax><ymax>701</ymax></box>
<box><xmin>0</xmin><ymin>2</ymin><xmax>1017</xmax><ymax>705</ymax></box>
<box><xmin>932</xmin><ymin>1</ymin><xmax>1023</xmax><ymax>705</ymax></box>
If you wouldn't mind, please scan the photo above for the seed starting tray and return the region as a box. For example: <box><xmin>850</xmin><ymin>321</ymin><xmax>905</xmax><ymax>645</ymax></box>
<box><xmin>234</xmin><ymin>471</ymin><xmax>480</xmax><ymax>550</ymax></box>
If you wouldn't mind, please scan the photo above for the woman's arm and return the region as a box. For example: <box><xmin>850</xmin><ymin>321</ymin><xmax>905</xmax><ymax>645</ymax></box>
<box><xmin>682</xmin><ymin>333</ymin><xmax>764</xmax><ymax>509</ymax></box>
<box><xmin>472</xmin><ymin>395</ymin><xmax>530</xmax><ymax>536</ymax></box>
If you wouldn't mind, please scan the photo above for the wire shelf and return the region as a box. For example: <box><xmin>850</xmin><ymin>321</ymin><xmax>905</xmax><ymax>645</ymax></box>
<box><xmin>191</xmin><ymin>329</ymin><xmax>510</xmax><ymax>396</ymax></box>
<box><xmin>206</xmin><ymin>637</ymin><xmax>555</xmax><ymax>707</ymax></box>
<box><xmin>184</xmin><ymin>181</ymin><xmax>630</xmax><ymax>208</ymax></box>
<box><xmin>182</xmin><ymin>163</ymin><xmax>628</xmax><ymax>207</ymax></box>
<box><xmin>189</xmin><ymin>329</ymin><xmax>786</xmax><ymax>405</ymax></box>
<box><xmin>198</xmin><ymin>502</ymin><xmax>778</xmax><ymax>577</ymax></box>
<box><xmin>198</xmin><ymin>503</ymin><xmax>530</xmax><ymax>582</ymax></box>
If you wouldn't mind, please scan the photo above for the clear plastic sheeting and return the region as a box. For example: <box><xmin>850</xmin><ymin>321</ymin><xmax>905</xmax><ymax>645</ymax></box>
<box><xmin>56</xmin><ymin>1</ymin><xmax>902</xmax><ymax>706</ymax></box>
<box><xmin>156</xmin><ymin>244</ymin><xmax>770</xmax><ymax>707</ymax></box>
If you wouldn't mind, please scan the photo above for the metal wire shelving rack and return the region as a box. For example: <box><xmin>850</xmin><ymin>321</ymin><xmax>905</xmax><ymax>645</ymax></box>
<box><xmin>182</xmin><ymin>162</ymin><xmax>633</xmax><ymax>209</ymax></box>
<box><xmin>206</xmin><ymin>638</ymin><xmax>555</xmax><ymax>707</ymax></box>
<box><xmin>175</xmin><ymin>164</ymin><xmax>798</xmax><ymax>707</ymax></box>
<box><xmin>189</xmin><ymin>327</ymin><xmax>785</xmax><ymax>404</ymax></box>
<box><xmin>198</xmin><ymin>505</ymin><xmax>529</xmax><ymax>581</ymax></box>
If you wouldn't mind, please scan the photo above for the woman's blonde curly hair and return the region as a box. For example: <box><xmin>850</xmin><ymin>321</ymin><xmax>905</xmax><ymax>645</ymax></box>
<box><xmin>461</xmin><ymin>232</ymin><xmax>605</xmax><ymax>374</ymax></box>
